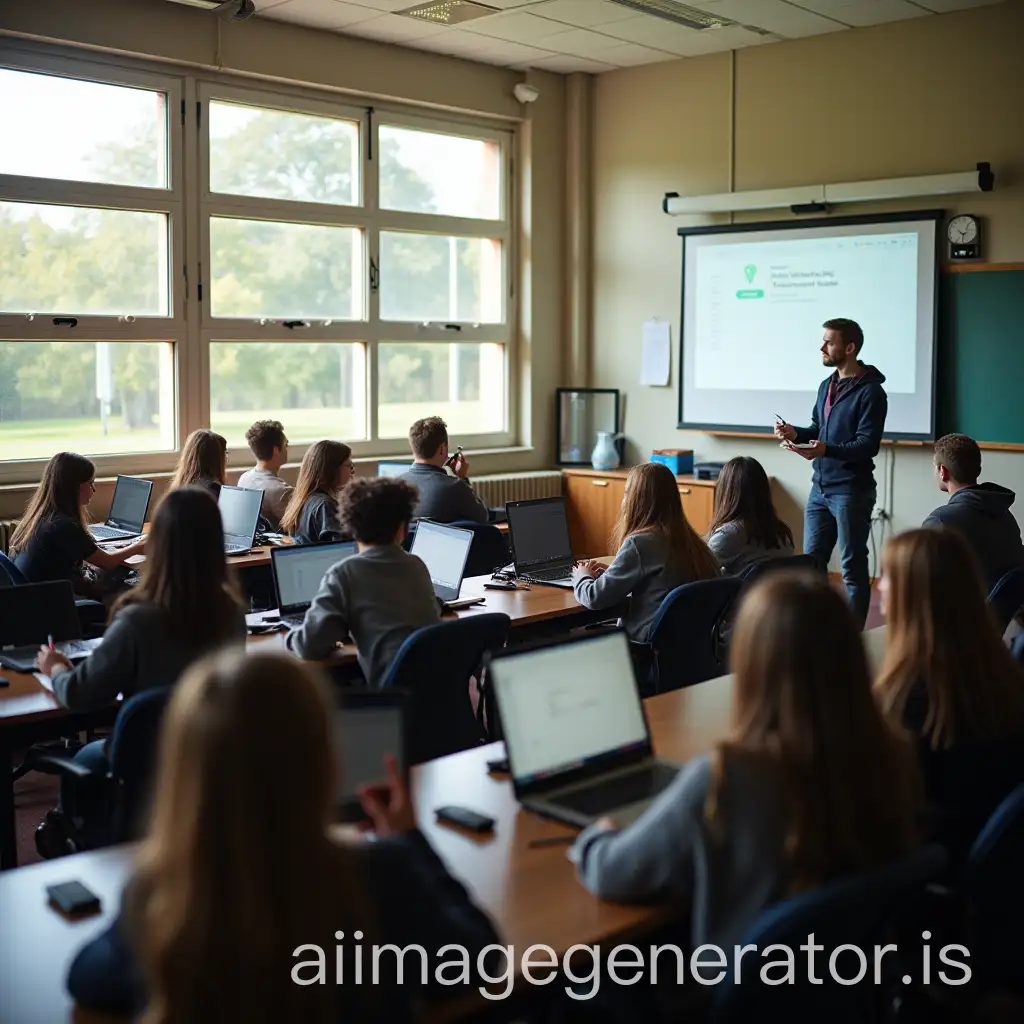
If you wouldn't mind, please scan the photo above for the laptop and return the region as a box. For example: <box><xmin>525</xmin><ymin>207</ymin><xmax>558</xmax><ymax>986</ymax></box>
<box><xmin>487</xmin><ymin>630</ymin><xmax>679</xmax><ymax>829</ymax></box>
<box><xmin>505</xmin><ymin>496</ymin><xmax>575</xmax><ymax>588</ymax></box>
<box><xmin>89</xmin><ymin>475</ymin><xmax>153</xmax><ymax>542</ymax></box>
<box><xmin>377</xmin><ymin>461</ymin><xmax>411</xmax><ymax>478</ymax></box>
<box><xmin>409</xmin><ymin>520</ymin><xmax>482</xmax><ymax>610</ymax></box>
<box><xmin>333</xmin><ymin>689</ymin><xmax>408</xmax><ymax>823</ymax></box>
<box><xmin>0</xmin><ymin>581</ymin><xmax>101</xmax><ymax>672</ymax></box>
<box><xmin>271</xmin><ymin>540</ymin><xmax>358</xmax><ymax>628</ymax></box>
<box><xmin>218</xmin><ymin>485</ymin><xmax>264</xmax><ymax>556</ymax></box>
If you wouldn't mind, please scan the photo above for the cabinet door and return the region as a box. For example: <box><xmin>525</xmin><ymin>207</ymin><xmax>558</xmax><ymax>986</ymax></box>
<box><xmin>679</xmin><ymin>485</ymin><xmax>715</xmax><ymax>536</ymax></box>
<box><xmin>565</xmin><ymin>475</ymin><xmax>625</xmax><ymax>558</ymax></box>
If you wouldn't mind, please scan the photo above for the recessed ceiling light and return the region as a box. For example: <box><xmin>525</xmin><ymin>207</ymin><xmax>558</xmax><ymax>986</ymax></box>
<box><xmin>398</xmin><ymin>1</ymin><xmax>501</xmax><ymax>26</ymax></box>
<box><xmin>606</xmin><ymin>0</ymin><xmax>735</xmax><ymax>30</ymax></box>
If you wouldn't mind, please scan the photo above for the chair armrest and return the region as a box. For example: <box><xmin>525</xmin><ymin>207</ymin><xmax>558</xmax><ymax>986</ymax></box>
<box><xmin>29</xmin><ymin>754</ymin><xmax>96</xmax><ymax>780</ymax></box>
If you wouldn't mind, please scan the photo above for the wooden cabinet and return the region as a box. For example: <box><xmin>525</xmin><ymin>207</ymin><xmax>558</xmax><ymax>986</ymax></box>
<box><xmin>563</xmin><ymin>468</ymin><xmax>717</xmax><ymax>558</ymax></box>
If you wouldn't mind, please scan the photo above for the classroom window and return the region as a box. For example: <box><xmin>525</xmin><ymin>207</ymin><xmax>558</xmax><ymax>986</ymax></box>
<box><xmin>208</xmin><ymin>218</ymin><xmax>362</xmax><ymax>320</ymax></box>
<box><xmin>0</xmin><ymin>68</ymin><xmax>169</xmax><ymax>189</ymax></box>
<box><xmin>377</xmin><ymin>343</ymin><xmax>505</xmax><ymax>438</ymax></box>
<box><xmin>0</xmin><ymin>341</ymin><xmax>176</xmax><ymax>461</ymax></box>
<box><xmin>208</xmin><ymin>341</ymin><xmax>367</xmax><ymax>445</ymax></box>
<box><xmin>0</xmin><ymin>201</ymin><xmax>171</xmax><ymax>317</ymax></box>
<box><xmin>208</xmin><ymin>100</ymin><xmax>359</xmax><ymax>206</ymax></box>
<box><xmin>378</xmin><ymin>125</ymin><xmax>501</xmax><ymax>220</ymax></box>
<box><xmin>379</xmin><ymin>233</ymin><xmax>503</xmax><ymax>324</ymax></box>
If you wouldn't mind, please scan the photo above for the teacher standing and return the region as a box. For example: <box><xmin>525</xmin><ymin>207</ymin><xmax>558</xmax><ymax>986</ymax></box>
<box><xmin>774</xmin><ymin>318</ymin><xmax>887</xmax><ymax>627</ymax></box>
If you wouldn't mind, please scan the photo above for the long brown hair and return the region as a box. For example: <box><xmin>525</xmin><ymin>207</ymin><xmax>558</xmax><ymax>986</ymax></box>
<box><xmin>280</xmin><ymin>440</ymin><xmax>352</xmax><ymax>537</ymax></box>
<box><xmin>127</xmin><ymin>651</ymin><xmax>365</xmax><ymax>1024</ymax></box>
<box><xmin>114</xmin><ymin>487</ymin><xmax>243</xmax><ymax>650</ymax></box>
<box><xmin>708</xmin><ymin>456</ymin><xmax>793</xmax><ymax>550</ymax></box>
<box><xmin>717</xmin><ymin>572</ymin><xmax>921</xmax><ymax>893</ymax></box>
<box><xmin>168</xmin><ymin>430</ymin><xmax>227</xmax><ymax>492</ymax></box>
<box><xmin>10</xmin><ymin>452</ymin><xmax>94</xmax><ymax>554</ymax></box>
<box><xmin>611</xmin><ymin>462</ymin><xmax>719</xmax><ymax>580</ymax></box>
<box><xmin>875</xmin><ymin>528</ymin><xmax>1024</xmax><ymax>751</ymax></box>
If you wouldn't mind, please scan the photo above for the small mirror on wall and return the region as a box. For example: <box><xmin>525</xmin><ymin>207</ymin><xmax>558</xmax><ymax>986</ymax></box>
<box><xmin>556</xmin><ymin>388</ymin><xmax>621</xmax><ymax>467</ymax></box>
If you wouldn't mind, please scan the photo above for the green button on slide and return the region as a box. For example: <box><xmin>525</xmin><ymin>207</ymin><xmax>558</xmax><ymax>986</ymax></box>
<box><xmin>736</xmin><ymin>289</ymin><xmax>765</xmax><ymax>299</ymax></box>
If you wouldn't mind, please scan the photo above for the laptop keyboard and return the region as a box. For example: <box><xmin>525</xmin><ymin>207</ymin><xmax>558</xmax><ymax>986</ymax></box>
<box><xmin>0</xmin><ymin>639</ymin><xmax>101</xmax><ymax>673</ymax></box>
<box><xmin>91</xmin><ymin>525</ymin><xmax>133</xmax><ymax>541</ymax></box>
<box><xmin>555</xmin><ymin>764</ymin><xmax>678</xmax><ymax>818</ymax></box>
<box><xmin>524</xmin><ymin>566</ymin><xmax>573</xmax><ymax>582</ymax></box>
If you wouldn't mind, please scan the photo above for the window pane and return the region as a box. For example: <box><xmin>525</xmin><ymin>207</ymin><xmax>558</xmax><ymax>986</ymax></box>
<box><xmin>0</xmin><ymin>202</ymin><xmax>169</xmax><ymax>316</ymax></box>
<box><xmin>380</xmin><ymin>232</ymin><xmax>502</xmax><ymax>323</ymax></box>
<box><xmin>0</xmin><ymin>341</ymin><xmax>175</xmax><ymax>461</ymax></box>
<box><xmin>209</xmin><ymin>218</ymin><xmax>361</xmax><ymax>320</ymax></box>
<box><xmin>209</xmin><ymin>100</ymin><xmax>359</xmax><ymax>206</ymax></box>
<box><xmin>378</xmin><ymin>343</ymin><xmax>504</xmax><ymax>438</ymax></box>
<box><xmin>379</xmin><ymin>126</ymin><xmax>500</xmax><ymax>219</ymax></box>
<box><xmin>210</xmin><ymin>342</ymin><xmax>367</xmax><ymax>443</ymax></box>
<box><xmin>0</xmin><ymin>68</ymin><xmax>167</xmax><ymax>188</ymax></box>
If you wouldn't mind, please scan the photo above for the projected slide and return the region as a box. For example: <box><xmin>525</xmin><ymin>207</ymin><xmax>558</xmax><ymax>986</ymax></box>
<box><xmin>679</xmin><ymin>214</ymin><xmax>938</xmax><ymax>438</ymax></box>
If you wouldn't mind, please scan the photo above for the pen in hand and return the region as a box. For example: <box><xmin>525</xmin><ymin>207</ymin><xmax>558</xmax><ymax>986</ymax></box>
<box><xmin>47</xmin><ymin>634</ymin><xmax>54</xmax><ymax>651</ymax></box>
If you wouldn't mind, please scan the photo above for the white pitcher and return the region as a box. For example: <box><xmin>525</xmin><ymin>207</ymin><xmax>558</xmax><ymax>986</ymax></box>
<box><xmin>591</xmin><ymin>431</ymin><xmax>621</xmax><ymax>471</ymax></box>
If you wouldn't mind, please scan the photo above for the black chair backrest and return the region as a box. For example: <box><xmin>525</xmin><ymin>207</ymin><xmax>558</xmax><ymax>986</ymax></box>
<box><xmin>0</xmin><ymin>550</ymin><xmax>27</xmax><ymax>586</ymax></box>
<box><xmin>447</xmin><ymin>520</ymin><xmax>511</xmax><ymax>577</ymax></box>
<box><xmin>647</xmin><ymin>577</ymin><xmax>743</xmax><ymax>693</ymax></box>
<box><xmin>988</xmin><ymin>566</ymin><xmax>1024</xmax><ymax>633</ymax></box>
<box><xmin>738</xmin><ymin>552</ymin><xmax>821</xmax><ymax>584</ymax></box>
<box><xmin>379</xmin><ymin>613</ymin><xmax>510</xmax><ymax>764</ymax></box>
<box><xmin>1011</xmin><ymin>633</ymin><xmax>1024</xmax><ymax>667</ymax></box>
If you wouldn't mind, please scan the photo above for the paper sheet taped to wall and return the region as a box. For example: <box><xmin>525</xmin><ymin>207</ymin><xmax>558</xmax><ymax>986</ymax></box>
<box><xmin>641</xmin><ymin>320</ymin><xmax>671</xmax><ymax>387</ymax></box>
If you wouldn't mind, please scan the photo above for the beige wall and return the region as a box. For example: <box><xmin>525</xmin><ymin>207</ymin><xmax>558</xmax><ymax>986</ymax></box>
<box><xmin>0</xmin><ymin>0</ymin><xmax>565</xmax><ymax>519</ymax></box>
<box><xmin>592</xmin><ymin>0</ymin><xmax>1024</xmax><ymax>559</ymax></box>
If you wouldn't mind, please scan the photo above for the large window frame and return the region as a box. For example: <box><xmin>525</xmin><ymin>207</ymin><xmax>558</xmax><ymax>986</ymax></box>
<box><xmin>0</xmin><ymin>44</ymin><xmax>517</xmax><ymax>484</ymax></box>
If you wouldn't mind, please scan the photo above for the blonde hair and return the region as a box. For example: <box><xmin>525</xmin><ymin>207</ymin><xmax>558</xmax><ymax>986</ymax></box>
<box><xmin>280</xmin><ymin>440</ymin><xmax>352</xmax><ymax>537</ymax></box>
<box><xmin>168</xmin><ymin>430</ymin><xmax>227</xmax><ymax>492</ymax></box>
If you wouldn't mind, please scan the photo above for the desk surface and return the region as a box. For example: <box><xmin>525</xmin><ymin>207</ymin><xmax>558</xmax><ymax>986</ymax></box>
<box><xmin>0</xmin><ymin>676</ymin><xmax>735</xmax><ymax>1024</ymax></box>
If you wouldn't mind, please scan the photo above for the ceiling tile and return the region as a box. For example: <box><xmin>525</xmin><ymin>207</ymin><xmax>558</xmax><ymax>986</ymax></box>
<box><xmin>912</xmin><ymin>0</ymin><xmax>1007</xmax><ymax>10</ymax></box>
<box><xmin>412</xmin><ymin>28</ymin><xmax>502</xmax><ymax>54</ymax></box>
<box><xmin>603</xmin><ymin>16</ymin><xmax>773</xmax><ymax>55</ymax></box>
<box><xmin>259</xmin><ymin>0</ymin><xmax>384</xmax><ymax>31</ymax></box>
<box><xmin>526</xmin><ymin>0</ymin><xmax>644</xmax><ymax>28</ymax></box>
<box><xmin>528</xmin><ymin>26</ymin><xmax>629</xmax><ymax>57</ymax></box>
<box><xmin>520</xmin><ymin>53</ymin><xmax>619</xmax><ymax>73</ymax></box>
<box><xmin>461</xmin><ymin>10</ymin><xmax>567</xmax><ymax>41</ymax></box>
<box><xmin>691</xmin><ymin>0</ymin><xmax>847</xmax><ymax>36</ymax></box>
<box><xmin>597</xmin><ymin>42</ymin><xmax>681</xmax><ymax>65</ymax></box>
<box><xmin>342</xmin><ymin>12</ymin><xmax>452</xmax><ymax>40</ymax></box>
<box><xmin>787</xmin><ymin>0</ymin><xmax>931</xmax><ymax>26</ymax></box>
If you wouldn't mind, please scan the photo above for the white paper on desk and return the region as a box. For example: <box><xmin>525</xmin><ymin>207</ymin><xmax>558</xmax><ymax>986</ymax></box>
<box><xmin>33</xmin><ymin>672</ymin><xmax>54</xmax><ymax>693</ymax></box>
<box><xmin>640</xmin><ymin>320</ymin><xmax>671</xmax><ymax>386</ymax></box>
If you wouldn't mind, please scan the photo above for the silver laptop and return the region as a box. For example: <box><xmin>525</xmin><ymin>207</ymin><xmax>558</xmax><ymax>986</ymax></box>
<box><xmin>377</xmin><ymin>461</ymin><xmax>411</xmax><ymax>478</ymax></box>
<box><xmin>410</xmin><ymin>520</ymin><xmax>481</xmax><ymax>609</ymax></box>
<box><xmin>505</xmin><ymin>496</ymin><xmax>575</xmax><ymax>588</ymax></box>
<box><xmin>89</xmin><ymin>475</ymin><xmax>152</xmax><ymax>542</ymax></box>
<box><xmin>271</xmin><ymin>540</ymin><xmax>357</xmax><ymax>628</ymax></box>
<box><xmin>218</xmin><ymin>485</ymin><xmax>264</xmax><ymax>556</ymax></box>
<box><xmin>487</xmin><ymin>630</ymin><xmax>679</xmax><ymax>829</ymax></box>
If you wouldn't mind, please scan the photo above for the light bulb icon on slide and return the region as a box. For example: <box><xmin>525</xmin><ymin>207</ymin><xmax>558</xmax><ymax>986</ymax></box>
<box><xmin>743</xmin><ymin>264</ymin><xmax>757</xmax><ymax>284</ymax></box>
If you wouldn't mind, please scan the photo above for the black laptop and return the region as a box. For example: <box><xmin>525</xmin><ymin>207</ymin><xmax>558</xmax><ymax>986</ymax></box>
<box><xmin>218</xmin><ymin>485</ymin><xmax>264</xmax><ymax>556</ymax></box>
<box><xmin>505</xmin><ymin>496</ymin><xmax>575</xmax><ymax>588</ymax></box>
<box><xmin>89</xmin><ymin>475</ymin><xmax>152</xmax><ymax>542</ymax></box>
<box><xmin>486</xmin><ymin>630</ymin><xmax>679</xmax><ymax>829</ymax></box>
<box><xmin>271</xmin><ymin>540</ymin><xmax>358</xmax><ymax>628</ymax></box>
<box><xmin>0</xmin><ymin>581</ymin><xmax>101</xmax><ymax>672</ymax></box>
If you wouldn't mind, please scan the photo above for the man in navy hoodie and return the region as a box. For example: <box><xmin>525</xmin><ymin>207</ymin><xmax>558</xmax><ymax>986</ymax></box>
<box><xmin>775</xmin><ymin>318</ymin><xmax>887</xmax><ymax>626</ymax></box>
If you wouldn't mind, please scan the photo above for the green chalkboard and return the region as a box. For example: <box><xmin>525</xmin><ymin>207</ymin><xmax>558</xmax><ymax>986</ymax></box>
<box><xmin>937</xmin><ymin>267</ymin><xmax>1024</xmax><ymax>448</ymax></box>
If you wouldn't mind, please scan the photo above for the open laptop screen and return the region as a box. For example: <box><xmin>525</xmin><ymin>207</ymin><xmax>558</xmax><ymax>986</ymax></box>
<box><xmin>334</xmin><ymin>691</ymin><xmax>406</xmax><ymax>820</ymax></box>
<box><xmin>218</xmin><ymin>485</ymin><xmax>263</xmax><ymax>545</ymax></box>
<box><xmin>410</xmin><ymin>521</ymin><xmax>473</xmax><ymax>599</ymax></box>
<box><xmin>377</xmin><ymin>462</ymin><xmax>411</xmax><ymax>478</ymax></box>
<box><xmin>107</xmin><ymin>476</ymin><xmax>152</xmax><ymax>532</ymax></box>
<box><xmin>490</xmin><ymin>632</ymin><xmax>649</xmax><ymax>787</ymax></box>
<box><xmin>273</xmin><ymin>541</ymin><xmax>357</xmax><ymax>614</ymax></box>
<box><xmin>507</xmin><ymin>497</ymin><xmax>573</xmax><ymax>570</ymax></box>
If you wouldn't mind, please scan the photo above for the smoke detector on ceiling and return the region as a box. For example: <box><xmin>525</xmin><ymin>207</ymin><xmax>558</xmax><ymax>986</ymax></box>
<box><xmin>397</xmin><ymin>1</ymin><xmax>501</xmax><ymax>26</ymax></box>
<box><xmin>606</xmin><ymin>0</ymin><xmax>735</xmax><ymax>30</ymax></box>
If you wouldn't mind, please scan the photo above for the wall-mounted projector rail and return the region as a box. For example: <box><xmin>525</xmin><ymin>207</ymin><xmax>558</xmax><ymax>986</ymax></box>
<box><xmin>662</xmin><ymin>162</ymin><xmax>994</xmax><ymax>216</ymax></box>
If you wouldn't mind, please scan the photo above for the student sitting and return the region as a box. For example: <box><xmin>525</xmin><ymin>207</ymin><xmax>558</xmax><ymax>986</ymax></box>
<box><xmin>237</xmin><ymin>419</ymin><xmax>292</xmax><ymax>530</ymax></box>
<box><xmin>875</xmin><ymin>527</ymin><xmax>1024</xmax><ymax>860</ymax></box>
<box><xmin>573</xmin><ymin>461</ymin><xmax>721</xmax><ymax>642</ymax></box>
<box><xmin>570</xmin><ymin>572</ymin><xmax>921</xmax><ymax>951</ymax></box>
<box><xmin>11</xmin><ymin>452</ymin><xmax>146</xmax><ymax>595</ymax></box>
<box><xmin>279</xmin><ymin>440</ymin><xmax>354</xmax><ymax>545</ymax></box>
<box><xmin>35</xmin><ymin>486</ymin><xmax>247</xmax><ymax>853</ymax></box>
<box><xmin>168</xmin><ymin>429</ymin><xmax>227</xmax><ymax>499</ymax></box>
<box><xmin>403</xmin><ymin>416</ymin><xmax>488</xmax><ymax>524</ymax></box>
<box><xmin>923</xmin><ymin>433</ymin><xmax>1024</xmax><ymax>594</ymax></box>
<box><xmin>707</xmin><ymin>456</ymin><xmax>795</xmax><ymax>575</ymax></box>
<box><xmin>65</xmin><ymin>650</ymin><xmax>500</xmax><ymax>1021</ymax></box>
<box><xmin>288</xmin><ymin>477</ymin><xmax>441</xmax><ymax>687</ymax></box>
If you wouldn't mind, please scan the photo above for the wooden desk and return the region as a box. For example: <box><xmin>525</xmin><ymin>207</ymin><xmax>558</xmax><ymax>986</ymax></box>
<box><xmin>0</xmin><ymin>676</ymin><xmax>736</xmax><ymax>1024</ymax></box>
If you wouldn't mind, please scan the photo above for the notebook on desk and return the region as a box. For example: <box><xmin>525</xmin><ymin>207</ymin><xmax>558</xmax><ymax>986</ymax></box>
<box><xmin>271</xmin><ymin>540</ymin><xmax>358</xmax><ymax>628</ymax></box>
<box><xmin>505</xmin><ymin>496</ymin><xmax>576</xmax><ymax>588</ymax></box>
<box><xmin>0</xmin><ymin>581</ymin><xmax>101</xmax><ymax>672</ymax></box>
<box><xmin>89</xmin><ymin>475</ymin><xmax>152</xmax><ymax>542</ymax></box>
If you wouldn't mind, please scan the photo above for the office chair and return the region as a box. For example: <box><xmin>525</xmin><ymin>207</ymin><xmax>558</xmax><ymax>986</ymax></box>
<box><xmin>379</xmin><ymin>613</ymin><xmax>510</xmax><ymax>764</ymax></box>
<box><xmin>32</xmin><ymin>687</ymin><xmax>172</xmax><ymax>857</ymax></box>
<box><xmin>988</xmin><ymin>566</ymin><xmax>1024</xmax><ymax>635</ymax></box>
<box><xmin>710</xmin><ymin>844</ymin><xmax>948</xmax><ymax>1023</ymax></box>
<box><xmin>641</xmin><ymin>577</ymin><xmax>743</xmax><ymax>695</ymax></box>
<box><xmin>0</xmin><ymin>550</ymin><xmax>26</xmax><ymax>585</ymax></box>
<box><xmin>1011</xmin><ymin>633</ymin><xmax>1024</xmax><ymax>666</ymax></box>
<box><xmin>447</xmin><ymin>520</ymin><xmax>510</xmax><ymax>577</ymax></box>
<box><xmin>738</xmin><ymin>552</ymin><xmax>821</xmax><ymax>584</ymax></box>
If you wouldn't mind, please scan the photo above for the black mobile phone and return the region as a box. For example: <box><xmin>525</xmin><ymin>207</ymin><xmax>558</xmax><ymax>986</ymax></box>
<box><xmin>47</xmin><ymin>880</ymin><xmax>101</xmax><ymax>916</ymax></box>
<box><xmin>484</xmin><ymin>581</ymin><xmax>517</xmax><ymax>591</ymax></box>
<box><xmin>0</xmin><ymin>677</ymin><xmax>9</xmax><ymax>687</ymax></box>
<box><xmin>486</xmin><ymin>757</ymin><xmax>510</xmax><ymax>774</ymax></box>
<box><xmin>444</xmin><ymin>445</ymin><xmax>464</xmax><ymax>468</ymax></box>
<box><xmin>435</xmin><ymin>805</ymin><xmax>495</xmax><ymax>833</ymax></box>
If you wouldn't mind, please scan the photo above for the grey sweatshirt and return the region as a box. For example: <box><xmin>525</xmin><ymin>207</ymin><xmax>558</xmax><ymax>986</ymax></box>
<box><xmin>286</xmin><ymin>544</ymin><xmax>442</xmax><ymax>687</ymax></box>
<box><xmin>51</xmin><ymin>601</ymin><xmax>248</xmax><ymax>713</ymax></box>
<box><xmin>707</xmin><ymin>521</ymin><xmax>795</xmax><ymax>577</ymax></box>
<box><xmin>403</xmin><ymin>463</ymin><xmax>488</xmax><ymax>524</ymax></box>
<box><xmin>237</xmin><ymin>467</ymin><xmax>292</xmax><ymax>530</ymax></box>
<box><xmin>570</xmin><ymin>753</ymin><xmax>787</xmax><ymax>950</ymax></box>
<box><xmin>573</xmin><ymin>531</ymin><xmax>718</xmax><ymax>642</ymax></box>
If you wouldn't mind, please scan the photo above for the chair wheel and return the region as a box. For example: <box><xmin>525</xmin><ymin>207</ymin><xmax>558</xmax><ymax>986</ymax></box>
<box><xmin>34</xmin><ymin>809</ymin><xmax>81</xmax><ymax>860</ymax></box>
